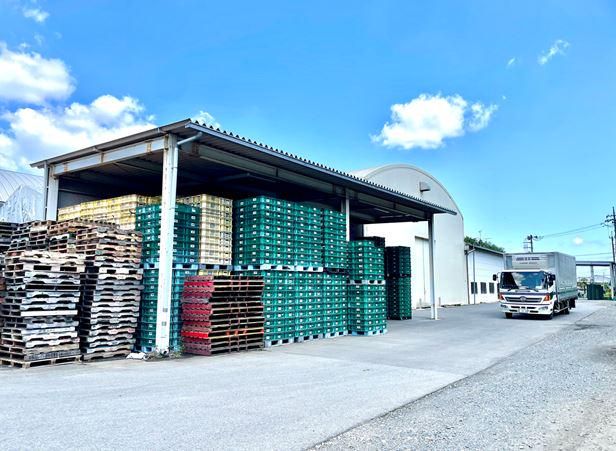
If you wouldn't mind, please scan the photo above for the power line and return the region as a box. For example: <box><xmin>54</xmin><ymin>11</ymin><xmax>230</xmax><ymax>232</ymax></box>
<box><xmin>524</xmin><ymin>222</ymin><xmax>606</xmax><ymax>252</ymax></box>
<box><xmin>539</xmin><ymin>223</ymin><xmax>605</xmax><ymax>239</ymax></box>
<box><xmin>573</xmin><ymin>252</ymin><xmax>613</xmax><ymax>257</ymax></box>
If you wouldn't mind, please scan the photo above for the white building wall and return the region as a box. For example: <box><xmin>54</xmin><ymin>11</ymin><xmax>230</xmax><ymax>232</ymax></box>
<box><xmin>354</xmin><ymin>164</ymin><xmax>467</xmax><ymax>308</ymax></box>
<box><xmin>467</xmin><ymin>249</ymin><xmax>504</xmax><ymax>304</ymax></box>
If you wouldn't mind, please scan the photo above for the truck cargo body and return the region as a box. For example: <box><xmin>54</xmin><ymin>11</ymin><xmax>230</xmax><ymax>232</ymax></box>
<box><xmin>499</xmin><ymin>252</ymin><xmax>577</xmax><ymax>319</ymax></box>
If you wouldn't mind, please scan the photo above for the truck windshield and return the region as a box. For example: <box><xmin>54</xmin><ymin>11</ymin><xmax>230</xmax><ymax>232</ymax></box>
<box><xmin>500</xmin><ymin>271</ymin><xmax>547</xmax><ymax>290</ymax></box>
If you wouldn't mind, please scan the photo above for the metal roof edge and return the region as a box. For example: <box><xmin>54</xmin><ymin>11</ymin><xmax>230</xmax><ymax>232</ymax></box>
<box><xmin>185</xmin><ymin>121</ymin><xmax>457</xmax><ymax>216</ymax></box>
<box><xmin>30</xmin><ymin>119</ymin><xmax>192</xmax><ymax>168</ymax></box>
<box><xmin>28</xmin><ymin>117</ymin><xmax>455</xmax><ymax>216</ymax></box>
<box><xmin>467</xmin><ymin>244</ymin><xmax>505</xmax><ymax>255</ymax></box>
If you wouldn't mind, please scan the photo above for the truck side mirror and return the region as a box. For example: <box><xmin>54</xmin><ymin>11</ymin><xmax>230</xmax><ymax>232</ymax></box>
<box><xmin>492</xmin><ymin>274</ymin><xmax>497</xmax><ymax>281</ymax></box>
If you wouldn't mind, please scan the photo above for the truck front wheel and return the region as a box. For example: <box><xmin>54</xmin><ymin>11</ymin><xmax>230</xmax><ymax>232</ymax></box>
<box><xmin>570</xmin><ymin>299</ymin><xmax>576</xmax><ymax>308</ymax></box>
<box><xmin>505</xmin><ymin>313</ymin><xmax>513</xmax><ymax>319</ymax></box>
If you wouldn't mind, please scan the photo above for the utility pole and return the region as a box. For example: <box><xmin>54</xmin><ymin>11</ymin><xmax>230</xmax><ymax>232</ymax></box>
<box><xmin>526</xmin><ymin>235</ymin><xmax>538</xmax><ymax>253</ymax></box>
<box><xmin>607</xmin><ymin>207</ymin><xmax>616</xmax><ymax>300</ymax></box>
<box><xmin>607</xmin><ymin>207</ymin><xmax>616</xmax><ymax>252</ymax></box>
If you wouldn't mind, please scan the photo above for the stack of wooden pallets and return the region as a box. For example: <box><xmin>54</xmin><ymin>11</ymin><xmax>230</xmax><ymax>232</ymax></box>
<box><xmin>181</xmin><ymin>275</ymin><xmax>265</xmax><ymax>355</ymax></box>
<box><xmin>0</xmin><ymin>222</ymin><xmax>18</xmax><ymax>330</ymax></box>
<box><xmin>0</xmin><ymin>222</ymin><xmax>18</xmax><ymax>256</ymax></box>
<box><xmin>0</xmin><ymin>251</ymin><xmax>85</xmax><ymax>368</ymax></box>
<box><xmin>8</xmin><ymin>221</ymin><xmax>55</xmax><ymax>251</ymax></box>
<box><xmin>48</xmin><ymin>221</ymin><xmax>94</xmax><ymax>253</ymax></box>
<box><xmin>75</xmin><ymin>225</ymin><xmax>143</xmax><ymax>360</ymax></box>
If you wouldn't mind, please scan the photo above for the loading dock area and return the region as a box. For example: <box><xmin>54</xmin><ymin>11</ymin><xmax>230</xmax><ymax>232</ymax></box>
<box><xmin>33</xmin><ymin>119</ymin><xmax>456</xmax><ymax>351</ymax></box>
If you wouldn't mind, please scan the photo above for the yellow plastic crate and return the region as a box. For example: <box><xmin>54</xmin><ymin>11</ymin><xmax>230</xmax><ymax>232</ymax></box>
<box><xmin>197</xmin><ymin>269</ymin><xmax>231</xmax><ymax>276</ymax></box>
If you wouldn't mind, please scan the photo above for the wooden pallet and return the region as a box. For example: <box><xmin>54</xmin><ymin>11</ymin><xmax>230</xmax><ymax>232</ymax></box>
<box><xmin>0</xmin><ymin>355</ymin><xmax>80</xmax><ymax>368</ymax></box>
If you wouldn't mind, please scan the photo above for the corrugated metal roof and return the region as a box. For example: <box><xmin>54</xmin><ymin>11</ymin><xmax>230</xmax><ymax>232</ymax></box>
<box><xmin>0</xmin><ymin>168</ymin><xmax>43</xmax><ymax>203</ymax></box>
<box><xmin>31</xmin><ymin>119</ymin><xmax>456</xmax><ymax>216</ymax></box>
<box><xmin>186</xmin><ymin>121</ymin><xmax>456</xmax><ymax>215</ymax></box>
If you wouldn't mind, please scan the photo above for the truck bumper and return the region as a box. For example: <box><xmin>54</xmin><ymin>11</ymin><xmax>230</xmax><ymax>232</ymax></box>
<box><xmin>500</xmin><ymin>303</ymin><xmax>552</xmax><ymax>315</ymax></box>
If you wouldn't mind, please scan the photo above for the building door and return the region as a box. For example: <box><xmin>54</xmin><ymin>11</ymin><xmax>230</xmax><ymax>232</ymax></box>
<box><xmin>413</xmin><ymin>237</ymin><xmax>431</xmax><ymax>309</ymax></box>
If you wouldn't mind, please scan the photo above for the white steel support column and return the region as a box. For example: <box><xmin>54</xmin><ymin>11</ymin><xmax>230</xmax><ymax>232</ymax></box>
<box><xmin>428</xmin><ymin>216</ymin><xmax>438</xmax><ymax>320</ymax></box>
<box><xmin>156</xmin><ymin>134</ymin><xmax>178</xmax><ymax>352</ymax></box>
<box><xmin>43</xmin><ymin>163</ymin><xmax>59</xmax><ymax>220</ymax></box>
<box><xmin>341</xmin><ymin>195</ymin><xmax>350</xmax><ymax>241</ymax></box>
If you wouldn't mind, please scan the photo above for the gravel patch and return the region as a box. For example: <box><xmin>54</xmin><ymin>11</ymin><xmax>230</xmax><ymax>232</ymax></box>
<box><xmin>313</xmin><ymin>304</ymin><xmax>616</xmax><ymax>450</ymax></box>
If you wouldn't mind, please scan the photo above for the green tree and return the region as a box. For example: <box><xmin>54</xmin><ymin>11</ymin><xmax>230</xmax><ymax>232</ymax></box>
<box><xmin>464</xmin><ymin>236</ymin><xmax>505</xmax><ymax>253</ymax></box>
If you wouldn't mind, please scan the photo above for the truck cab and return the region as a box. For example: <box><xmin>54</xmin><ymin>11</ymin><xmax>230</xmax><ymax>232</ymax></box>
<box><xmin>497</xmin><ymin>270</ymin><xmax>566</xmax><ymax>318</ymax></box>
<box><xmin>496</xmin><ymin>252</ymin><xmax>577</xmax><ymax>320</ymax></box>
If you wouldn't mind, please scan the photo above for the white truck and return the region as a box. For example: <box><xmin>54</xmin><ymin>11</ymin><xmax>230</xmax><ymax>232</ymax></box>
<box><xmin>495</xmin><ymin>252</ymin><xmax>577</xmax><ymax>319</ymax></box>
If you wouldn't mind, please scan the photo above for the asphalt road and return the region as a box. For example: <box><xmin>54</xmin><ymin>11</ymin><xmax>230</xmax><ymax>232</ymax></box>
<box><xmin>314</xmin><ymin>303</ymin><xmax>616</xmax><ymax>450</ymax></box>
<box><xmin>0</xmin><ymin>301</ymin><xmax>608</xmax><ymax>450</ymax></box>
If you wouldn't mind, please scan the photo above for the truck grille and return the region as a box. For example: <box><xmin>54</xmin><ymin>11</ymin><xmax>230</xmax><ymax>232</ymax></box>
<box><xmin>505</xmin><ymin>296</ymin><xmax>542</xmax><ymax>303</ymax></box>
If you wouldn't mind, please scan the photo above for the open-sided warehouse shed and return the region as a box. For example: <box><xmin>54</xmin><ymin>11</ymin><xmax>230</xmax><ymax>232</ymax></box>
<box><xmin>33</xmin><ymin>119</ymin><xmax>456</xmax><ymax>352</ymax></box>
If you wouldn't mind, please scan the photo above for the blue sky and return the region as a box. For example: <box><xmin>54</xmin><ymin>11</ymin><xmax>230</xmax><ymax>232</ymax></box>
<box><xmin>0</xmin><ymin>0</ymin><xmax>615</xmax><ymax>270</ymax></box>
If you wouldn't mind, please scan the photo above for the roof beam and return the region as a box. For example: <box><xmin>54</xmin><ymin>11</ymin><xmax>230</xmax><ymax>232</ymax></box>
<box><xmin>49</xmin><ymin>137</ymin><xmax>167</xmax><ymax>176</ymax></box>
<box><xmin>115</xmin><ymin>159</ymin><xmax>207</xmax><ymax>183</ymax></box>
<box><xmin>193</xmin><ymin>144</ymin><xmax>336</xmax><ymax>194</ymax></box>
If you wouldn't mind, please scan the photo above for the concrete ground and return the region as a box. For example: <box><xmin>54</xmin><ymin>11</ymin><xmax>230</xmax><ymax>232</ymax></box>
<box><xmin>314</xmin><ymin>302</ymin><xmax>616</xmax><ymax>450</ymax></box>
<box><xmin>0</xmin><ymin>301</ymin><xmax>604</xmax><ymax>450</ymax></box>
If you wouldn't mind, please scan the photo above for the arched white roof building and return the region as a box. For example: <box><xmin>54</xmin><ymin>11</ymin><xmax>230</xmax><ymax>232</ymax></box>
<box><xmin>353</xmin><ymin>164</ymin><xmax>468</xmax><ymax>308</ymax></box>
<box><xmin>0</xmin><ymin>168</ymin><xmax>42</xmax><ymax>203</ymax></box>
<box><xmin>0</xmin><ymin>168</ymin><xmax>44</xmax><ymax>222</ymax></box>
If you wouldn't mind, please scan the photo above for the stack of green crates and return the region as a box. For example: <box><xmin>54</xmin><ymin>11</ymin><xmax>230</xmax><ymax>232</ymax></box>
<box><xmin>348</xmin><ymin>240</ymin><xmax>385</xmax><ymax>280</ymax></box>
<box><xmin>323</xmin><ymin>272</ymin><xmax>348</xmax><ymax>335</ymax></box>
<box><xmin>347</xmin><ymin>240</ymin><xmax>386</xmax><ymax>335</ymax></box>
<box><xmin>234</xmin><ymin>196</ymin><xmax>351</xmax><ymax>344</ymax></box>
<box><xmin>136</xmin><ymin>204</ymin><xmax>200</xmax><ymax>262</ymax></box>
<box><xmin>295</xmin><ymin>271</ymin><xmax>324</xmax><ymax>336</ymax></box>
<box><xmin>135</xmin><ymin>203</ymin><xmax>201</xmax><ymax>351</ymax></box>
<box><xmin>347</xmin><ymin>284</ymin><xmax>387</xmax><ymax>333</ymax></box>
<box><xmin>137</xmin><ymin>266</ymin><xmax>198</xmax><ymax>350</ymax></box>
<box><xmin>244</xmin><ymin>270</ymin><xmax>295</xmax><ymax>342</ymax></box>
<box><xmin>385</xmin><ymin>246</ymin><xmax>412</xmax><ymax>320</ymax></box>
<box><xmin>323</xmin><ymin>210</ymin><xmax>347</xmax><ymax>269</ymax></box>
<box><xmin>234</xmin><ymin>197</ymin><xmax>294</xmax><ymax>266</ymax></box>
<box><xmin>294</xmin><ymin>204</ymin><xmax>323</xmax><ymax>267</ymax></box>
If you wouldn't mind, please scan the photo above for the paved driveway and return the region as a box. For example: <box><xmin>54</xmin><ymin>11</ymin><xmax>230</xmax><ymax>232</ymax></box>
<box><xmin>0</xmin><ymin>301</ymin><xmax>604</xmax><ymax>450</ymax></box>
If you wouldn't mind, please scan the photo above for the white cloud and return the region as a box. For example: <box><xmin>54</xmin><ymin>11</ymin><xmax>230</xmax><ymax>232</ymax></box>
<box><xmin>372</xmin><ymin>93</ymin><xmax>497</xmax><ymax>150</ymax></box>
<box><xmin>191</xmin><ymin>110</ymin><xmax>221</xmax><ymax>129</ymax></box>
<box><xmin>468</xmin><ymin>103</ymin><xmax>498</xmax><ymax>132</ymax></box>
<box><xmin>507</xmin><ymin>57</ymin><xmax>516</xmax><ymax>68</ymax></box>
<box><xmin>33</xmin><ymin>33</ymin><xmax>44</xmax><ymax>46</ymax></box>
<box><xmin>538</xmin><ymin>39</ymin><xmax>570</xmax><ymax>65</ymax></box>
<box><xmin>23</xmin><ymin>7</ymin><xmax>49</xmax><ymax>23</ymax></box>
<box><xmin>573</xmin><ymin>236</ymin><xmax>584</xmax><ymax>246</ymax></box>
<box><xmin>0</xmin><ymin>95</ymin><xmax>155</xmax><ymax>171</ymax></box>
<box><xmin>0</xmin><ymin>42</ymin><xmax>74</xmax><ymax>104</ymax></box>
<box><xmin>0</xmin><ymin>133</ymin><xmax>18</xmax><ymax>171</ymax></box>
